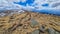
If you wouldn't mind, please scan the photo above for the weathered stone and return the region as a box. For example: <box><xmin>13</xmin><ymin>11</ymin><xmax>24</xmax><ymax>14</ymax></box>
<box><xmin>39</xmin><ymin>26</ymin><xmax>45</xmax><ymax>33</ymax></box>
<box><xmin>31</xmin><ymin>29</ymin><xmax>39</xmax><ymax>34</ymax></box>
<box><xmin>30</xmin><ymin>18</ymin><xmax>39</xmax><ymax>27</ymax></box>
<box><xmin>48</xmin><ymin>28</ymin><xmax>56</xmax><ymax>34</ymax></box>
<box><xmin>55</xmin><ymin>31</ymin><xmax>60</xmax><ymax>34</ymax></box>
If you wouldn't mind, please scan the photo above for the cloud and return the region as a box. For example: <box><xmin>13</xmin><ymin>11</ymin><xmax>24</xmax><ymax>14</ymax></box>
<box><xmin>20</xmin><ymin>0</ymin><xmax>27</xmax><ymax>2</ymax></box>
<box><xmin>0</xmin><ymin>0</ymin><xmax>22</xmax><ymax>10</ymax></box>
<box><xmin>0</xmin><ymin>0</ymin><xmax>60</xmax><ymax>11</ymax></box>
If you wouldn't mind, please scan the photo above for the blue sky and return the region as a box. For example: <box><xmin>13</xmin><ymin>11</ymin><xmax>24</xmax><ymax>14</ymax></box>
<box><xmin>14</xmin><ymin>0</ymin><xmax>35</xmax><ymax>6</ymax></box>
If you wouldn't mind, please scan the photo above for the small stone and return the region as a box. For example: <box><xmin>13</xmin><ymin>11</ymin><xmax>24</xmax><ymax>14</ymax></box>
<box><xmin>39</xmin><ymin>26</ymin><xmax>45</xmax><ymax>33</ymax></box>
<box><xmin>55</xmin><ymin>31</ymin><xmax>60</xmax><ymax>34</ymax></box>
<box><xmin>31</xmin><ymin>29</ymin><xmax>39</xmax><ymax>34</ymax></box>
<box><xmin>30</xmin><ymin>18</ymin><xmax>39</xmax><ymax>27</ymax></box>
<box><xmin>48</xmin><ymin>28</ymin><xmax>55</xmax><ymax>34</ymax></box>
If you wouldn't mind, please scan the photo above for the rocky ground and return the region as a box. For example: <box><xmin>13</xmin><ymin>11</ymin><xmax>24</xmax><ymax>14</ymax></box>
<box><xmin>0</xmin><ymin>10</ymin><xmax>60</xmax><ymax>34</ymax></box>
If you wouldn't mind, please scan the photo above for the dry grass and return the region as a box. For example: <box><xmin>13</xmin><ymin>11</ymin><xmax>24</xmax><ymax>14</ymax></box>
<box><xmin>0</xmin><ymin>11</ymin><xmax>60</xmax><ymax>34</ymax></box>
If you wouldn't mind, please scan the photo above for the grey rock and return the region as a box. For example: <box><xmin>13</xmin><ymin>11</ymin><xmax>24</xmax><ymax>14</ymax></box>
<box><xmin>55</xmin><ymin>32</ymin><xmax>60</xmax><ymax>34</ymax></box>
<box><xmin>48</xmin><ymin>28</ymin><xmax>56</xmax><ymax>34</ymax></box>
<box><xmin>31</xmin><ymin>29</ymin><xmax>39</xmax><ymax>34</ymax></box>
<box><xmin>30</xmin><ymin>18</ymin><xmax>39</xmax><ymax>27</ymax></box>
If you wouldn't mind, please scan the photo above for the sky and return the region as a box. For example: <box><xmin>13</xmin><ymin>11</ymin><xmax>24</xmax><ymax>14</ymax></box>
<box><xmin>0</xmin><ymin>0</ymin><xmax>60</xmax><ymax>15</ymax></box>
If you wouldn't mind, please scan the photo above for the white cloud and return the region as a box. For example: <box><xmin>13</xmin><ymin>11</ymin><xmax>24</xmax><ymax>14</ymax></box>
<box><xmin>32</xmin><ymin>0</ymin><xmax>60</xmax><ymax>10</ymax></box>
<box><xmin>20</xmin><ymin>0</ymin><xmax>27</xmax><ymax>2</ymax></box>
<box><xmin>0</xmin><ymin>0</ymin><xmax>22</xmax><ymax>10</ymax></box>
<box><xmin>0</xmin><ymin>0</ymin><xmax>60</xmax><ymax>11</ymax></box>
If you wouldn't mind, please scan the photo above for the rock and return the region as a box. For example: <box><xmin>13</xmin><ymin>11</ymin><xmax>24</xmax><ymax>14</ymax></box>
<box><xmin>39</xmin><ymin>26</ymin><xmax>45</xmax><ymax>33</ymax></box>
<box><xmin>31</xmin><ymin>29</ymin><xmax>39</xmax><ymax>34</ymax></box>
<box><xmin>48</xmin><ymin>28</ymin><xmax>56</xmax><ymax>34</ymax></box>
<box><xmin>30</xmin><ymin>18</ymin><xmax>39</xmax><ymax>28</ymax></box>
<box><xmin>55</xmin><ymin>31</ymin><xmax>60</xmax><ymax>34</ymax></box>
